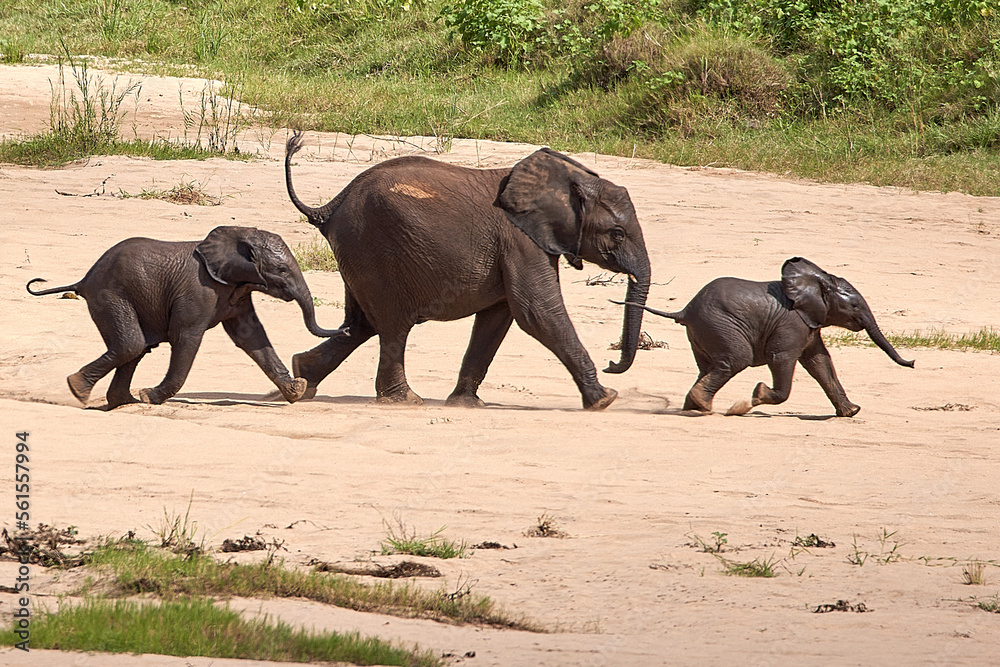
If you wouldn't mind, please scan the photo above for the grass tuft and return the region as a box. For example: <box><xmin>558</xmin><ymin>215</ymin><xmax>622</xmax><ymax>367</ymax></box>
<box><xmin>0</xmin><ymin>597</ymin><xmax>440</xmax><ymax>666</ymax></box>
<box><xmin>127</xmin><ymin>180</ymin><xmax>223</xmax><ymax>206</ymax></box>
<box><xmin>293</xmin><ymin>235</ymin><xmax>339</xmax><ymax>272</ymax></box>
<box><xmin>976</xmin><ymin>595</ymin><xmax>1000</xmax><ymax>613</ymax></box>
<box><xmin>380</xmin><ymin>518</ymin><xmax>468</xmax><ymax>560</ymax></box>
<box><xmin>718</xmin><ymin>554</ymin><xmax>779</xmax><ymax>578</ymax></box>
<box><xmin>962</xmin><ymin>560</ymin><xmax>988</xmax><ymax>586</ymax></box>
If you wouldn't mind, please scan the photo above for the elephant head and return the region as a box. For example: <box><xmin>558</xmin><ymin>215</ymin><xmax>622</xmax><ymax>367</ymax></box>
<box><xmin>497</xmin><ymin>148</ymin><xmax>651</xmax><ymax>374</ymax></box>
<box><xmin>781</xmin><ymin>257</ymin><xmax>914</xmax><ymax>367</ymax></box>
<box><xmin>194</xmin><ymin>226</ymin><xmax>343</xmax><ymax>338</ymax></box>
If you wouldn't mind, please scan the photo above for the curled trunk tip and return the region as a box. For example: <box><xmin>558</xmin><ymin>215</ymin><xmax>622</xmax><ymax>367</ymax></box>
<box><xmin>604</xmin><ymin>273</ymin><xmax>650</xmax><ymax>374</ymax></box>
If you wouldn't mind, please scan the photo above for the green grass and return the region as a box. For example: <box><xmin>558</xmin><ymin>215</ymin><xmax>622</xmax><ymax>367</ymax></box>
<box><xmin>0</xmin><ymin>597</ymin><xmax>439</xmax><ymax>666</ymax></box>
<box><xmin>976</xmin><ymin>594</ymin><xmax>1000</xmax><ymax>613</ymax></box>
<box><xmin>293</xmin><ymin>235</ymin><xmax>339</xmax><ymax>272</ymax></box>
<box><xmin>718</xmin><ymin>554</ymin><xmax>779</xmax><ymax>578</ymax></box>
<box><xmin>380</xmin><ymin>523</ymin><xmax>468</xmax><ymax>560</ymax></box>
<box><xmin>824</xmin><ymin>327</ymin><xmax>1000</xmax><ymax>354</ymax></box>
<box><xmin>0</xmin><ymin>132</ymin><xmax>225</xmax><ymax>167</ymax></box>
<box><xmin>80</xmin><ymin>541</ymin><xmax>538</xmax><ymax>630</ymax></box>
<box><xmin>0</xmin><ymin>0</ymin><xmax>996</xmax><ymax>194</ymax></box>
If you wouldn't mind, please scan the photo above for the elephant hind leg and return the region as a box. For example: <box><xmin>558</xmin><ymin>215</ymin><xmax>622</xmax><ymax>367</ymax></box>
<box><xmin>683</xmin><ymin>357</ymin><xmax>748</xmax><ymax>413</ymax></box>
<box><xmin>375</xmin><ymin>326</ymin><xmax>422</xmax><ymax>405</ymax></box>
<box><xmin>70</xmin><ymin>300</ymin><xmax>146</xmax><ymax>406</ymax></box>
<box><xmin>292</xmin><ymin>291</ymin><xmax>376</xmax><ymax>399</ymax></box>
<box><xmin>447</xmin><ymin>302</ymin><xmax>514</xmax><ymax>407</ymax></box>
<box><xmin>104</xmin><ymin>355</ymin><xmax>145</xmax><ymax>409</ymax></box>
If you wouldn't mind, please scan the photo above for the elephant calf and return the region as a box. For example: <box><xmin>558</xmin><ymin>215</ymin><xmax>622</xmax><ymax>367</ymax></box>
<box><xmin>628</xmin><ymin>257</ymin><xmax>914</xmax><ymax>417</ymax></box>
<box><xmin>27</xmin><ymin>226</ymin><xmax>347</xmax><ymax>409</ymax></box>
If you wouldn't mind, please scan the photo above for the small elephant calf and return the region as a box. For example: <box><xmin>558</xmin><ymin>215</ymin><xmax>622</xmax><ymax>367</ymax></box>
<box><xmin>626</xmin><ymin>257</ymin><xmax>914</xmax><ymax>417</ymax></box>
<box><xmin>27</xmin><ymin>226</ymin><xmax>348</xmax><ymax>409</ymax></box>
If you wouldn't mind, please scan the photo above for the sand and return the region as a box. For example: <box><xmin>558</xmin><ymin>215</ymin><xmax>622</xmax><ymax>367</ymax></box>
<box><xmin>1</xmin><ymin>63</ymin><xmax>998</xmax><ymax>666</ymax></box>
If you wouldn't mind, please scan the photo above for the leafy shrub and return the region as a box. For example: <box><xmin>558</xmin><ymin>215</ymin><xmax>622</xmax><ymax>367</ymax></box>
<box><xmin>438</xmin><ymin>0</ymin><xmax>547</xmax><ymax>67</ymax></box>
<box><xmin>624</xmin><ymin>31</ymin><xmax>790</xmax><ymax>135</ymax></box>
<box><xmin>685</xmin><ymin>0</ymin><xmax>1000</xmax><ymax>115</ymax></box>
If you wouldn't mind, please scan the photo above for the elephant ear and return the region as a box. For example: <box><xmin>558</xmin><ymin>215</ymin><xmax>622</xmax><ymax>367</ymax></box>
<box><xmin>195</xmin><ymin>226</ymin><xmax>267</xmax><ymax>287</ymax></box>
<box><xmin>781</xmin><ymin>257</ymin><xmax>832</xmax><ymax>329</ymax></box>
<box><xmin>497</xmin><ymin>147</ymin><xmax>600</xmax><ymax>269</ymax></box>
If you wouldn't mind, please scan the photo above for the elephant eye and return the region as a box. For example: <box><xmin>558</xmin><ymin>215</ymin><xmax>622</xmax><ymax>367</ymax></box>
<box><xmin>610</xmin><ymin>227</ymin><xmax>625</xmax><ymax>242</ymax></box>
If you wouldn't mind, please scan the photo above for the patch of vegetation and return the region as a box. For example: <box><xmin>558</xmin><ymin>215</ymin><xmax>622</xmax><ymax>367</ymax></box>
<box><xmin>1</xmin><ymin>0</ymin><xmax>997</xmax><ymax>193</ymax></box>
<box><xmin>0</xmin><ymin>597</ymin><xmax>440</xmax><ymax>667</ymax></box>
<box><xmin>294</xmin><ymin>235</ymin><xmax>339</xmax><ymax>272</ymax></box>
<box><xmin>718</xmin><ymin>553</ymin><xmax>778</xmax><ymax>578</ymax></box>
<box><xmin>78</xmin><ymin>540</ymin><xmax>538</xmax><ymax>629</ymax></box>
<box><xmin>847</xmin><ymin>528</ymin><xmax>904</xmax><ymax>567</ymax></box>
<box><xmin>825</xmin><ymin>327</ymin><xmax>1000</xmax><ymax>354</ymax></box>
<box><xmin>962</xmin><ymin>560</ymin><xmax>988</xmax><ymax>586</ymax></box>
<box><xmin>147</xmin><ymin>495</ymin><xmax>204</xmax><ymax>557</ymax></box>
<box><xmin>131</xmin><ymin>180</ymin><xmax>223</xmax><ymax>206</ymax></box>
<box><xmin>524</xmin><ymin>513</ymin><xmax>567</xmax><ymax>538</ymax></box>
<box><xmin>688</xmin><ymin>531</ymin><xmax>728</xmax><ymax>554</ymax></box>
<box><xmin>975</xmin><ymin>594</ymin><xmax>1000</xmax><ymax>613</ymax></box>
<box><xmin>380</xmin><ymin>517</ymin><xmax>468</xmax><ymax>559</ymax></box>
<box><xmin>792</xmin><ymin>533</ymin><xmax>835</xmax><ymax>549</ymax></box>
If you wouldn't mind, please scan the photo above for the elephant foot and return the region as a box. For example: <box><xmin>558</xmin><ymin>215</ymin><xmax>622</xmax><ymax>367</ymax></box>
<box><xmin>291</xmin><ymin>352</ymin><xmax>325</xmax><ymax>400</ymax></box>
<box><xmin>137</xmin><ymin>387</ymin><xmax>169</xmax><ymax>405</ymax></box>
<box><xmin>835</xmin><ymin>402</ymin><xmax>861</xmax><ymax>417</ymax></box>
<box><xmin>726</xmin><ymin>399</ymin><xmax>752</xmax><ymax>416</ymax></box>
<box><xmin>584</xmin><ymin>386</ymin><xmax>617</xmax><ymax>411</ymax></box>
<box><xmin>67</xmin><ymin>372</ymin><xmax>93</xmax><ymax>405</ymax></box>
<box><xmin>445</xmin><ymin>392</ymin><xmax>485</xmax><ymax>408</ymax></box>
<box><xmin>682</xmin><ymin>392</ymin><xmax>713</xmax><ymax>413</ymax></box>
<box><xmin>105</xmin><ymin>394</ymin><xmax>139</xmax><ymax>410</ymax></box>
<box><xmin>377</xmin><ymin>388</ymin><xmax>424</xmax><ymax>405</ymax></box>
<box><xmin>279</xmin><ymin>378</ymin><xmax>308</xmax><ymax>404</ymax></box>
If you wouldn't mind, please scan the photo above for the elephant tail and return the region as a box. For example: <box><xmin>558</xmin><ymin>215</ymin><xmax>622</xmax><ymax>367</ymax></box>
<box><xmin>285</xmin><ymin>131</ymin><xmax>323</xmax><ymax>228</ymax></box>
<box><xmin>26</xmin><ymin>278</ymin><xmax>80</xmax><ymax>296</ymax></box>
<box><xmin>610</xmin><ymin>300</ymin><xmax>684</xmax><ymax>323</ymax></box>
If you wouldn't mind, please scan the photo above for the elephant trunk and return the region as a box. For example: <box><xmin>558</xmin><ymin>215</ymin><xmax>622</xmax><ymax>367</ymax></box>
<box><xmin>604</xmin><ymin>265</ymin><xmax>650</xmax><ymax>374</ymax></box>
<box><xmin>864</xmin><ymin>320</ymin><xmax>915</xmax><ymax>368</ymax></box>
<box><xmin>295</xmin><ymin>292</ymin><xmax>347</xmax><ymax>338</ymax></box>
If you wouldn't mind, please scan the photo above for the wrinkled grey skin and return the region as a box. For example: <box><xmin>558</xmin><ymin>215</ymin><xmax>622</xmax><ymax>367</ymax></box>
<box><xmin>27</xmin><ymin>226</ymin><xmax>347</xmax><ymax>409</ymax></box>
<box><xmin>285</xmin><ymin>131</ymin><xmax>651</xmax><ymax>410</ymax></box>
<box><xmin>630</xmin><ymin>257</ymin><xmax>913</xmax><ymax>417</ymax></box>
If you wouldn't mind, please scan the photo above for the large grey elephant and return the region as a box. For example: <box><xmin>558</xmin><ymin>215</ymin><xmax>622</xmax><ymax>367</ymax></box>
<box><xmin>284</xmin><ymin>132</ymin><xmax>651</xmax><ymax>410</ymax></box>
<box><xmin>627</xmin><ymin>257</ymin><xmax>913</xmax><ymax>417</ymax></box>
<box><xmin>27</xmin><ymin>226</ymin><xmax>346</xmax><ymax>409</ymax></box>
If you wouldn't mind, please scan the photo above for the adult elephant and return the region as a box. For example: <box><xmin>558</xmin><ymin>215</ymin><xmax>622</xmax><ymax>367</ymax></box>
<box><xmin>284</xmin><ymin>132</ymin><xmax>651</xmax><ymax>410</ymax></box>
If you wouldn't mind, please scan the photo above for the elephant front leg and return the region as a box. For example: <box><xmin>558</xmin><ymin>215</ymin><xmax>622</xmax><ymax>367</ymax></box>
<box><xmin>750</xmin><ymin>354</ymin><xmax>797</xmax><ymax>412</ymax></box>
<box><xmin>223</xmin><ymin>310</ymin><xmax>304</xmax><ymax>403</ymax></box>
<box><xmin>138</xmin><ymin>329</ymin><xmax>205</xmax><ymax>405</ymax></box>
<box><xmin>798</xmin><ymin>336</ymin><xmax>860</xmax><ymax>417</ymax></box>
<box><xmin>292</xmin><ymin>291</ymin><xmax>376</xmax><ymax>399</ymax></box>
<box><xmin>447</xmin><ymin>302</ymin><xmax>514</xmax><ymax>407</ymax></box>
<box><xmin>510</xmin><ymin>296</ymin><xmax>616</xmax><ymax>410</ymax></box>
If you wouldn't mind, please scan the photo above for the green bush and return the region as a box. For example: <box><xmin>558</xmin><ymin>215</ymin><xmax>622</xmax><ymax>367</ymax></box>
<box><xmin>438</xmin><ymin>0</ymin><xmax>547</xmax><ymax>66</ymax></box>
